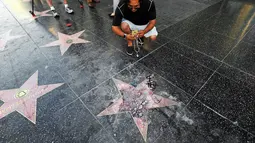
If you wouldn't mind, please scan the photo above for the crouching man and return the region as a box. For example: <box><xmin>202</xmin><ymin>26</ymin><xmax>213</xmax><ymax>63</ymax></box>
<box><xmin>112</xmin><ymin>0</ymin><xmax>158</xmax><ymax>55</ymax></box>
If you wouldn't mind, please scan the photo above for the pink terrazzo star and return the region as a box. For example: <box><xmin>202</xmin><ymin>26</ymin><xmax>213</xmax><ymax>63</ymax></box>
<box><xmin>0</xmin><ymin>30</ymin><xmax>25</xmax><ymax>51</ymax></box>
<box><xmin>97</xmin><ymin>78</ymin><xmax>178</xmax><ymax>142</ymax></box>
<box><xmin>33</xmin><ymin>10</ymin><xmax>52</xmax><ymax>18</ymax></box>
<box><xmin>0</xmin><ymin>71</ymin><xmax>64</xmax><ymax>124</ymax></box>
<box><xmin>40</xmin><ymin>30</ymin><xmax>90</xmax><ymax>55</ymax></box>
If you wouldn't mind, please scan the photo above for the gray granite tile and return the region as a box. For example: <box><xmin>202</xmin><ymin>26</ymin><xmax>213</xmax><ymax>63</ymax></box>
<box><xmin>200</xmin><ymin>1</ymin><xmax>255</xmax><ymax>39</ymax></box>
<box><xmin>243</xmin><ymin>25</ymin><xmax>255</xmax><ymax>46</ymax></box>
<box><xmin>224</xmin><ymin>41</ymin><xmax>255</xmax><ymax>76</ymax></box>
<box><xmin>195</xmin><ymin>73</ymin><xmax>255</xmax><ymax>134</ymax></box>
<box><xmin>217</xmin><ymin>63</ymin><xmax>255</xmax><ymax>89</ymax></box>
<box><xmin>139</xmin><ymin>46</ymin><xmax>214</xmax><ymax>95</ymax></box>
<box><xmin>176</xmin><ymin>27</ymin><xmax>238</xmax><ymax>60</ymax></box>
<box><xmin>164</xmin><ymin>40</ymin><xmax>221</xmax><ymax>70</ymax></box>
<box><xmin>154</xmin><ymin>99</ymin><xmax>255</xmax><ymax>143</ymax></box>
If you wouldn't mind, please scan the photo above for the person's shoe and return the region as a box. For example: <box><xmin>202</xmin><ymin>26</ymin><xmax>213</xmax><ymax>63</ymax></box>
<box><xmin>126</xmin><ymin>46</ymin><xmax>134</xmax><ymax>56</ymax></box>
<box><xmin>51</xmin><ymin>10</ymin><xmax>59</xmax><ymax>17</ymax></box>
<box><xmin>108</xmin><ymin>13</ymin><xmax>115</xmax><ymax>18</ymax></box>
<box><xmin>65</xmin><ymin>6</ymin><xmax>74</xmax><ymax>14</ymax></box>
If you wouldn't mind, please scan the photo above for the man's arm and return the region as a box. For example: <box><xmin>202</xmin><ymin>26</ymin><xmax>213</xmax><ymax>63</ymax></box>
<box><xmin>138</xmin><ymin>1</ymin><xmax>156</xmax><ymax>37</ymax></box>
<box><xmin>144</xmin><ymin>19</ymin><xmax>156</xmax><ymax>34</ymax></box>
<box><xmin>112</xmin><ymin>26</ymin><xmax>136</xmax><ymax>41</ymax></box>
<box><xmin>112</xmin><ymin>26</ymin><xmax>125</xmax><ymax>37</ymax></box>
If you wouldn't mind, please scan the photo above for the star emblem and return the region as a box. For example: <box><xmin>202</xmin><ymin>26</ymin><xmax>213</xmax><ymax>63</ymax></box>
<box><xmin>40</xmin><ymin>30</ymin><xmax>90</xmax><ymax>55</ymax></box>
<box><xmin>97</xmin><ymin>78</ymin><xmax>178</xmax><ymax>142</ymax></box>
<box><xmin>0</xmin><ymin>30</ymin><xmax>25</xmax><ymax>51</ymax></box>
<box><xmin>33</xmin><ymin>10</ymin><xmax>52</xmax><ymax>18</ymax></box>
<box><xmin>0</xmin><ymin>71</ymin><xmax>64</xmax><ymax>124</ymax></box>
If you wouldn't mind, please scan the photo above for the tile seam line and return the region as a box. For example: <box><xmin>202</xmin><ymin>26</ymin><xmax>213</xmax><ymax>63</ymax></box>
<box><xmin>221</xmin><ymin>22</ymin><xmax>255</xmax><ymax>62</ymax></box>
<box><xmin>222</xmin><ymin>62</ymin><xmax>255</xmax><ymax>79</ymax></box>
<box><xmin>55</xmin><ymin>77</ymin><xmax>118</xmax><ymax>143</ymax></box>
<box><xmin>163</xmin><ymin>30</ymin><xmax>255</xmax><ymax>83</ymax></box>
<box><xmin>172</xmin><ymin>39</ymin><xmax>222</xmax><ymax>62</ymax></box>
<box><xmin>169</xmin><ymin>39</ymin><xmax>255</xmax><ymax>80</ymax></box>
<box><xmin>162</xmin><ymin>43</ymin><xmax>221</xmax><ymax>71</ymax></box>
<box><xmin>207</xmin><ymin>22</ymin><xmax>255</xmax><ymax>41</ymax></box>
<box><xmin>158</xmin><ymin>0</ymin><xmax>223</xmax><ymax>33</ymax></box>
<box><xmin>173</xmin><ymin>34</ymin><xmax>232</xmax><ymax>64</ymax></box>
<box><xmin>171</xmin><ymin>12</ymin><xmax>220</xmax><ymax>41</ymax></box>
<box><xmin>194</xmin><ymin>98</ymin><xmax>255</xmax><ymax>137</ymax></box>
<box><xmin>78</xmin><ymin>98</ymin><xmax>118</xmax><ymax>143</ymax></box>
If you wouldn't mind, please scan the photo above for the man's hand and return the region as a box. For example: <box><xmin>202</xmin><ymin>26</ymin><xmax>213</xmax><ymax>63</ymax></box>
<box><xmin>126</xmin><ymin>34</ymin><xmax>136</xmax><ymax>41</ymax></box>
<box><xmin>138</xmin><ymin>30</ymin><xmax>145</xmax><ymax>38</ymax></box>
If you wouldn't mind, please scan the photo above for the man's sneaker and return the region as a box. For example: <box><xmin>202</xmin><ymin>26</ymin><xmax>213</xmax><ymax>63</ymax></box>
<box><xmin>126</xmin><ymin>46</ymin><xmax>134</xmax><ymax>56</ymax></box>
<box><xmin>65</xmin><ymin>7</ymin><xmax>74</xmax><ymax>14</ymax></box>
<box><xmin>51</xmin><ymin>10</ymin><xmax>59</xmax><ymax>17</ymax></box>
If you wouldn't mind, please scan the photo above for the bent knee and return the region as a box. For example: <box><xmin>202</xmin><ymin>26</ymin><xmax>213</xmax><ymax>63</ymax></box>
<box><xmin>121</xmin><ymin>23</ymin><xmax>131</xmax><ymax>33</ymax></box>
<box><xmin>149</xmin><ymin>36</ymin><xmax>157</xmax><ymax>41</ymax></box>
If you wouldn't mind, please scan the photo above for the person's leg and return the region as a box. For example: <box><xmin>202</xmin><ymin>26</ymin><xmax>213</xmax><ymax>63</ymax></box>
<box><xmin>46</xmin><ymin>0</ymin><xmax>59</xmax><ymax>17</ymax></box>
<box><xmin>149</xmin><ymin>35</ymin><xmax>157</xmax><ymax>41</ymax></box>
<box><xmin>143</xmin><ymin>26</ymin><xmax>158</xmax><ymax>50</ymax></box>
<box><xmin>63</xmin><ymin>0</ymin><xmax>74</xmax><ymax>13</ymax></box>
<box><xmin>121</xmin><ymin>22</ymin><xmax>132</xmax><ymax>47</ymax></box>
<box><xmin>109</xmin><ymin>0</ymin><xmax>119</xmax><ymax>17</ymax></box>
<box><xmin>46</xmin><ymin>0</ymin><xmax>53</xmax><ymax>7</ymax></box>
<box><xmin>121</xmin><ymin>21</ymin><xmax>136</xmax><ymax>55</ymax></box>
<box><xmin>144</xmin><ymin>26</ymin><xmax>158</xmax><ymax>40</ymax></box>
<box><xmin>87</xmin><ymin>0</ymin><xmax>95</xmax><ymax>8</ymax></box>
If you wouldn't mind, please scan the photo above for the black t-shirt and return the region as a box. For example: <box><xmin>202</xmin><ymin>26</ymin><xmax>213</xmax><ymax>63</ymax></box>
<box><xmin>112</xmin><ymin>0</ymin><xmax>156</xmax><ymax>26</ymax></box>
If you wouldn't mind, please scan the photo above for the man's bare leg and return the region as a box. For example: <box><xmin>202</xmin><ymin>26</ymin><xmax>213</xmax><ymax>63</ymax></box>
<box><xmin>63</xmin><ymin>0</ymin><xmax>73</xmax><ymax>13</ymax></box>
<box><xmin>121</xmin><ymin>22</ymin><xmax>132</xmax><ymax>47</ymax></box>
<box><xmin>149</xmin><ymin>35</ymin><xmax>157</xmax><ymax>41</ymax></box>
<box><xmin>46</xmin><ymin>0</ymin><xmax>53</xmax><ymax>7</ymax></box>
<box><xmin>46</xmin><ymin>0</ymin><xmax>59</xmax><ymax>17</ymax></box>
<box><xmin>121</xmin><ymin>22</ymin><xmax>135</xmax><ymax>55</ymax></box>
<box><xmin>143</xmin><ymin>35</ymin><xmax>157</xmax><ymax>51</ymax></box>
